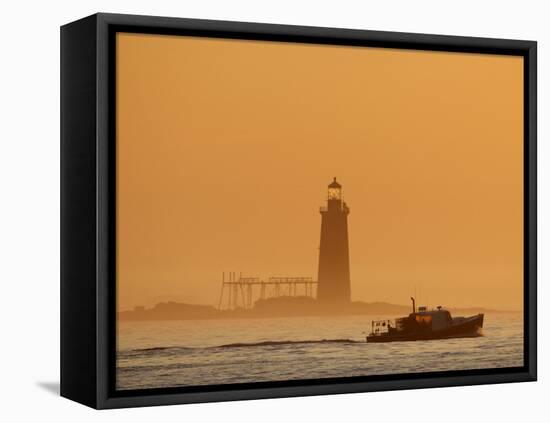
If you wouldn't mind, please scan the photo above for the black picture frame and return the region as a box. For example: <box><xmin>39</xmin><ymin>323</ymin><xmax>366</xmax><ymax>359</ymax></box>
<box><xmin>60</xmin><ymin>12</ymin><xmax>537</xmax><ymax>409</ymax></box>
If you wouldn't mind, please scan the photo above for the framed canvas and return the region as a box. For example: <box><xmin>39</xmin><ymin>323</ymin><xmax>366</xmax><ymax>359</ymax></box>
<box><xmin>60</xmin><ymin>13</ymin><xmax>537</xmax><ymax>409</ymax></box>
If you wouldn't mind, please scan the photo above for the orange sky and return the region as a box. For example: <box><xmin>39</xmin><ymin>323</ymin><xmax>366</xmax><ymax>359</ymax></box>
<box><xmin>116</xmin><ymin>32</ymin><xmax>523</xmax><ymax>312</ymax></box>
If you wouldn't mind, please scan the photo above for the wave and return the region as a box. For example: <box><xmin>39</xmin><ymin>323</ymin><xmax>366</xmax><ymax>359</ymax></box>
<box><xmin>131</xmin><ymin>346</ymin><xmax>192</xmax><ymax>353</ymax></box>
<box><xmin>216</xmin><ymin>339</ymin><xmax>360</xmax><ymax>348</ymax></box>
<box><xmin>128</xmin><ymin>338</ymin><xmax>361</xmax><ymax>354</ymax></box>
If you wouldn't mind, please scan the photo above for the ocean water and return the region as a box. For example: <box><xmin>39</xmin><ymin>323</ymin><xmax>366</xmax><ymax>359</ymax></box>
<box><xmin>116</xmin><ymin>313</ymin><xmax>523</xmax><ymax>390</ymax></box>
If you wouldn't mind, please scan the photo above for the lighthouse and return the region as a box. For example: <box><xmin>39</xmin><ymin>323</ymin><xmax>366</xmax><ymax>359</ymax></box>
<box><xmin>317</xmin><ymin>177</ymin><xmax>351</xmax><ymax>304</ymax></box>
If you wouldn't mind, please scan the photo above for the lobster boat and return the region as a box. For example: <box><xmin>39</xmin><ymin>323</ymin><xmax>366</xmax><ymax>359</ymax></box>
<box><xmin>366</xmin><ymin>297</ymin><xmax>484</xmax><ymax>343</ymax></box>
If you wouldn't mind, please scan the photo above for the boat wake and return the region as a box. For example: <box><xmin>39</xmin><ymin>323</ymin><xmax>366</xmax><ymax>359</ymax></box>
<box><xmin>129</xmin><ymin>338</ymin><xmax>360</xmax><ymax>354</ymax></box>
<box><xmin>216</xmin><ymin>339</ymin><xmax>360</xmax><ymax>349</ymax></box>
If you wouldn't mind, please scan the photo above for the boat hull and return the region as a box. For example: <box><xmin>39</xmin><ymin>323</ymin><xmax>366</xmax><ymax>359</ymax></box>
<box><xmin>366</xmin><ymin>313</ymin><xmax>484</xmax><ymax>343</ymax></box>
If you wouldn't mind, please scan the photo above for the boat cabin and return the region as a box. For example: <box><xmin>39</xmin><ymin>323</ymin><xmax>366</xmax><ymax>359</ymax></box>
<box><xmin>376</xmin><ymin>301</ymin><xmax>453</xmax><ymax>334</ymax></box>
<box><xmin>411</xmin><ymin>308</ymin><xmax>452</xmax><ymax>331</ymax></box>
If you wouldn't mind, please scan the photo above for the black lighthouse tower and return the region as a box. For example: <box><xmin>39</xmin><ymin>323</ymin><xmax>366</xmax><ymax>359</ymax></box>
<box><xmin>317</xmin><ymin>178</ymin><xmax>351</xmax><ymax>304</ymax></box>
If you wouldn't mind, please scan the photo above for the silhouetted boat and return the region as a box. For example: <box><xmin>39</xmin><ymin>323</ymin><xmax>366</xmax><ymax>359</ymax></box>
<box><xmin>366</xmin><ymin>297</ymin><xmax>484</xmax><ymax>343</ymax></box>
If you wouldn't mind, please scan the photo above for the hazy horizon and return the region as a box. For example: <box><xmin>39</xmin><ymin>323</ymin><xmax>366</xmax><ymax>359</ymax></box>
<box><xmin>119</xmin><ymin>298</ymin><xmax>522</xmax><ymax>314</ymax></box>
<box><xmin>116</xmin><ymin>33</ymin><xmax>523</xmax><ymax>313</ymax></box>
